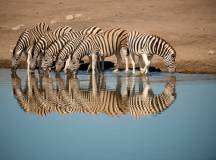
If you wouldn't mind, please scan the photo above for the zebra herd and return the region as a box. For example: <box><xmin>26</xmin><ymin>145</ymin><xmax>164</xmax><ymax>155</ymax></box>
<box><xmin>11</xmin><ymin>22</ymin><xmax>176</xmax><ymax>75</ymax></box>
<box><xmin>11</xmin><ymin>72</ymin><xmax>176</xmax><ymax>117</ymax></box>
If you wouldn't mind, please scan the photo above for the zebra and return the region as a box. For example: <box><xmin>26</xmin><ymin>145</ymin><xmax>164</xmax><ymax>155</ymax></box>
<box><xmin>123</xmin><ymin>76</ymin><xmax>176</xmax><ymax>118</ymax></box>
<box><xmin>66</xmin><ymin>27</ymin><xmax>129</xmax><ymax>75</ymax></box>
<box><xmin>30</xmin><ymin>26</ymin><xmax>74</xmax><ymax>71</ymax></box>
<box><xmin>55</xmin><ymin>34</ymin><xmax>89</xmax><ymax>72</ymax></box>
<box><xmin>11</xmin><ymin>22</ymin><xmax>50</xmax><ymax>71</ymax></box>
<box><xmin>127</xmin><ymin>31</ymin><xmax>176</xmax><ymax>74</ymax></box>
<box><xmin>40</xmin><ymin>26</ymin><xmax>103</xmax><ymax>71</ymax></box>
<box><xmin>55</xmin><ymin>33</ymin><xmax>103</xmax><ymax>73</ymax></box>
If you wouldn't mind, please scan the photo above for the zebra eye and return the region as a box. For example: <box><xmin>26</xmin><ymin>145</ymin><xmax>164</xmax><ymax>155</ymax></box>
<box><xmin>171</xmin><ymin>54</ymin><xmax>175</xmax><ymax>58</ymax></box>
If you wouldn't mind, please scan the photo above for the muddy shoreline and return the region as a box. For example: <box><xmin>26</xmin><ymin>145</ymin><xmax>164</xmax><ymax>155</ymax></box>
<box><xmin>1</xmin><ymin>0</ymin><xmax>216</xmax><ymax>74</ymax></box>
<box><xmin>1</xmin><ymin>59</ymin><xmax>216</xmax><ymax>74</ymax></box>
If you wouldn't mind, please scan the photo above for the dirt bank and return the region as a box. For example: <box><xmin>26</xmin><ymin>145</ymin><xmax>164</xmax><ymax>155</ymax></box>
<box><xmin>0</xmin><ymin>0</ymin><xmax>216</xmax><ymax>73</ymax></box>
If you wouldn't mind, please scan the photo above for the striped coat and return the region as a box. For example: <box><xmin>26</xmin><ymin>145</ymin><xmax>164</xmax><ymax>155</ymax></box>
<box><xmin>41</xmin><ymin>26</ymin><xmax>103</xmax><ymax>71</ymax></box>
<box><xmin>11</xmin><ymin>22</ymin><xmax>50</xmax><ymax>71</ymax></box>
<box><xmin>127</xmin><ymin>31</ymin><xmax>176</xmax><ymax>74</ymax></box>
<box><xmin>66</xmin><ymin>28</ymin><xmax>129</xmax><ymax>74</ymax></box>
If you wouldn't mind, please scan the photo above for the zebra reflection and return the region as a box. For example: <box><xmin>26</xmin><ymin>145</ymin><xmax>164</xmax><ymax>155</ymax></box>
<box><xmin>11</xmin><ymin>72</ymin><xmax>54</xmax><ymax>116</ymax></box>
<box><xmin>11</xmin><ymin>72</ymin><xmax>176</xmax><ymax>117</ymax></box>
<box><xmin>123</xmin><ymin>76</ymin><xmax>176</xmax><ymax>118</ymax></box>
<box><xmin>77</xmin><ymin>74</ymin><xmax>127</xmax><ymax>116</ymax></box>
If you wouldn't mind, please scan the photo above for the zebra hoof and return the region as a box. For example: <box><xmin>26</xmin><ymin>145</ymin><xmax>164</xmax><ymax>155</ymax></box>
<box><xmin>113</xmin><ymin>69</ymin><xmax>119</xmax><ymax>73</ymax></box>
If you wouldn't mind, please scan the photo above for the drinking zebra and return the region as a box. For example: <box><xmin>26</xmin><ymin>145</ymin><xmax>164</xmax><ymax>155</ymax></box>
<box><xmin>30</xmin><ymin>26</ymin><xmax>74</xmax><ymax>71</ymax></box>
<box><xmin>40</xmin><ymin>26</ymin><xmax>103</xmax><ymax>71</ymax></box>
<box><xmin>66</xmin><ymin>27</ymin><xmax>129</xmax><ymax>75</ymax></box>
<box><xmin>11</xmin><ymin>22</ymin><xmax>50</xmax><ymax>71</ymax></box>
<box><xmin>55</xmin><ymin>34</ymin><xmax>88</xmax><ymax>72</ymax></box>
<box><xmin>127</xmin><ymin>31</ymin><xmax>176</xmax><ymax>74</ymax></box>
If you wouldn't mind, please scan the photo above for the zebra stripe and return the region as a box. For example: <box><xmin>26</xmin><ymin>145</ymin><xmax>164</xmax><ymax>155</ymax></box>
<box><xmin>128</xmin><ymin>31</ymin><xmax>176</xmax><ymax>74</ymax></box>
<box><xmin>66</xmin><ymin>28</ymin><xmax>128</xmax><ymax>74</ymax></box>
<box><xmin>80</xmin><ymin>26</ymin><xmax>103</xmax><ymax>35</ymax></box>
<box><xmin>55</xmin><ymin>34</ymin><xmax>90</xmax><ymax>72</ymax></box>
<box><xmin>124</xmin><ymin>76</ymin><xmax>176</xmax><ymax>118</ymax></box>
<box><xmin>11</xmin><ymin>72</ymin><xmax>52</xmax><ymax>116</ymax></box>
<box><xmin>12</xmin><ymin>70</ymin><xmax>176</xmax><ymax>117</ymax></box>
<box><xmin>74</xmin><ymin>74</ymin><xmax>126</xmax><ymax>116</ymax></box>
<box><xmin>30</xmin><ymin>26</ymin><xmax>73</xmax><ymax>70</ymax></box>
<box><xmin>11</xmin><ymin>22</ymin><xmax>50</xmax><ymax>70</ymax></box>
<box><xmin>55</xmin><ymin>76</ymin><xmax>89</xmax><ymax>114</ymax></box>
<box><xmin>41</xmin><ymin>26</ymin><xmax>103</xmax><ymax>71</ymax></box>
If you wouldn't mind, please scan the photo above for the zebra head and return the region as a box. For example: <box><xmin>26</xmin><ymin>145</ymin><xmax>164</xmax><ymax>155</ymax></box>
<box><xmin>41</xmin><ymin>57</ymin><xmax>52</xmax><ymax>72</ymax></box>
<box><xmin>11</xmin><ymin>49</ymin><xmax>22</xmax><ymax>70</ymax></box>
<box><xmin>164</xmin><ymin>49</ymin><xmax>176</xmax><ymax>73</ymax></box>
<box><xmin>66</xmin><ymin>57</ymin><xmax>80</xmax><ymax>75</ymax></box>
<box><xmin>55</xmin><ymin>59</ymin><xmax>65</xmax><ymax>72</ymax></box>
<box><xmin>164</xmin><ymin>76</ymin><xmax>176</xmax><ymax>101</ymax></box>
<box><xmin>11</xmin><ymin>31</ymin><xmax>30</xmax><ymax>70</ymax></box>
<box><xmin>30</xmin><ymin>58</ymin><xmax>37</xmax><ymax>70</ymax></box>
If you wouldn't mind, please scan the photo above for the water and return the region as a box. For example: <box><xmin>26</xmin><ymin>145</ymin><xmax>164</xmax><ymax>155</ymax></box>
<box><xmin>0</xmin><ymin>69</ymin><xmax>216</xmax><ymax>160</ymax></box>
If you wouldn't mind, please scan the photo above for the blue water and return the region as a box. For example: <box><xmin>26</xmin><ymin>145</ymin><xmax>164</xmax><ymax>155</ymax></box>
<box><xmin>0</xmin><ymin>69</ymin><xmax>216</xmax><ymax>160</ymax></box>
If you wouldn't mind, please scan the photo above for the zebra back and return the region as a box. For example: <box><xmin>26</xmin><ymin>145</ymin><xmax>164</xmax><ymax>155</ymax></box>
<box><xmin>53</xmin><ymin>26</ymin><xmax>74</xmax><ymax>38</ymax></box>
<box><xmin>26</xmin><ymin>22</ymin><xmax>50</xmax><ymax>44</ymax></box>
<box><xmin>80</xmin><ymin>26</ymin><xmax>103</xmax><ymax>35</ymax></box>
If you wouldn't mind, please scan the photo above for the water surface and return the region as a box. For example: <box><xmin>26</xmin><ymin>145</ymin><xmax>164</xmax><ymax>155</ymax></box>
<box><xmin>0</xmin><ymin>69</ymin><xmax>216</xmax><ymax>160</ymax></box>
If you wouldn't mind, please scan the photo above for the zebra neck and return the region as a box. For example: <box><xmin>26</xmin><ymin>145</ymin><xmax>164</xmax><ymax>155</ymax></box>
<box><xmin>75</xmin><ymin>41</ymin><xmax>91</xmax><ymax>60</ymax></box>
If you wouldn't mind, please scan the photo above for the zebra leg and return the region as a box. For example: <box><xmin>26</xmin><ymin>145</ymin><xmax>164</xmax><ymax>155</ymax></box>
<box><xmin>130</xmin><ymin>75</ymin><xmax>135</xmax><ymax>95</ymax></box>
<box><xmin>142</xmin><ymin>78</ymin><xmax>153</xmax><ymax>98</ymax></box>
<box><xmin>138</xmin><ymin>57</ymin><xmax>145</xmax><ymax>73</ymax></box>
<box><xmin>91</xmin><ymin>53</ymin><xmax>97</xmax><ymax>75</ymax></box>
<box><xmin>27</xmin><ymin>54</ymin><xmax>31</xmax><ymax>72</ymax></box>
<box><xmin>96</xmin><ymin>54</ymin><xmax>101</xmax><ymax>73</ymax></box>
<box><xmin>129</xmin><ymin>54</ymin><xmax>136</xmax><ymax>74</ymax></box>
<box><xmin>122</xmin><ymin>75</ymin><xmax>129</xmax><ymax>97</ymax></box>
<box><xmin>87</xmin><ymin>56</ymin><xmax>92</xmax><ymax>72</ymax></box>
<box><xmin>26</xmin><ymin>46</ymin><xmax>34</xmax><ymax>72</ymax></box>
<box><xmin>121</xmin><ymin>48</ymin><xmax>129</xmax><ymax>73</ymax></box>
<box><xmin>141</xmin><ymin>53</ymin><xmax>150</xmax><ymax>74</ymax></box>
<box><xmin>64</xmin><ymin>57</ymin><xmax>71</xmax><ymax>73</ymax></box>
<box><xmin>113</xmin><ymin>50</ymin><xmax>122</xmax><ymax>72</ymax></box>
<box><xmin>125</xmin><ymin>55</ymin><xmax>129</xmax><ymax>73</ymax></box>
<box><xmin>101</xmin><ymin>56</ymin><xmax>105</xmax><ymax>72</ymax></box>
<box><xmin>91</xmin><ymin>74</ymin><xmax>97</xmax><ymax>96</ymax></box>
